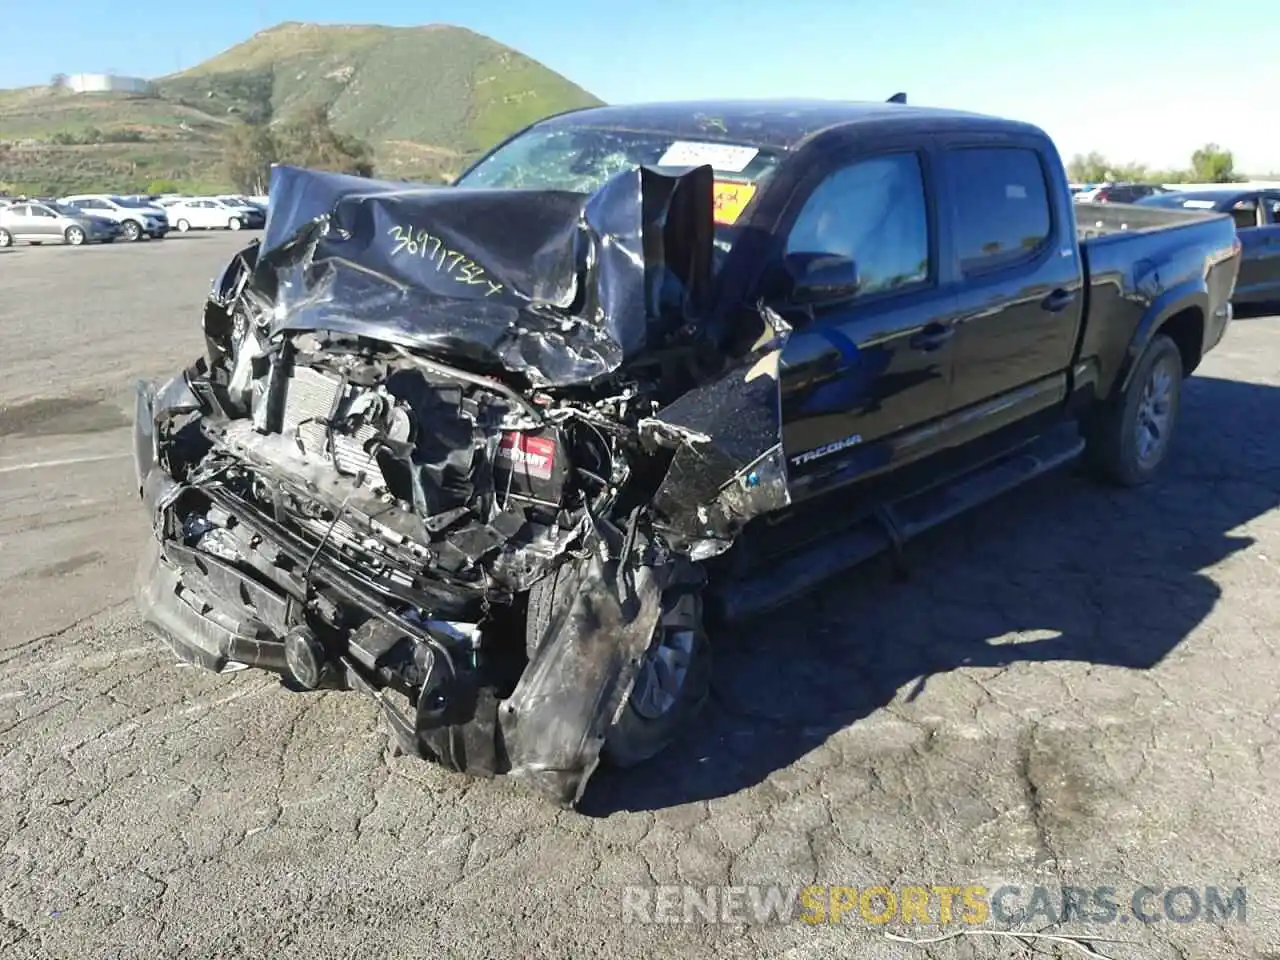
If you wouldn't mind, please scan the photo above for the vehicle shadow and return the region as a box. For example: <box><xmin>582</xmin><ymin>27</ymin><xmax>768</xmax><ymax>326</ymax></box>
<box><xmin>582</xmin><ymin>374</ymin><xmax>1280</xmax><ymax>814</ymax></box>
<box><xmin>1233</xmin><ymin>302</ymin><xmax>1279</xmax><ymax>319</ymax></box>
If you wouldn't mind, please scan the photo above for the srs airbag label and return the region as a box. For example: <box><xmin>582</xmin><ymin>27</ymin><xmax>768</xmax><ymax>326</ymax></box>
<box><xmin>498</xmin><ymin>433</ymin><xmax>555</xmax><ymax>480</ymax></box>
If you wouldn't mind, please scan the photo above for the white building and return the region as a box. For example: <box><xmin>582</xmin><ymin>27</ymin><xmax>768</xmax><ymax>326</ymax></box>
<box><xmin>62</xmin><ymin>74</ymin><xmax>154</xmax><ymax>95</ymax></box>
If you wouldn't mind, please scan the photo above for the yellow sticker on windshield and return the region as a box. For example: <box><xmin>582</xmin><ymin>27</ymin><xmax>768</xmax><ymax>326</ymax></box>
<box><xmin>712</xmin><ymin>181</ymin><xmax>756</xmax><ymax>225</ymax></box>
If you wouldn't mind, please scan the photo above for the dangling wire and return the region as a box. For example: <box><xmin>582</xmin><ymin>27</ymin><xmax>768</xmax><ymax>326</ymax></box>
<box><xmin>301</xmin><ymin>485</ymin><xmax>358</xmax><ymax>601</ymax></box>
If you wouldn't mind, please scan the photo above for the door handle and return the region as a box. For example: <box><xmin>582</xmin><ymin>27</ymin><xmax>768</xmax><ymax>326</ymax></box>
<box><xmin>1041</xmin><ymin>288</ymin><xmax>1076</xmax><ymax>312</ymax></box>
<box><xmin>909</xmin><ymin>322</ymin><xmax>954</xmax><ymax>352</ymax></box>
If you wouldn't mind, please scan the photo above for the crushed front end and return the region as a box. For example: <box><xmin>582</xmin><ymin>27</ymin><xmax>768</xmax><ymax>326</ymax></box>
<box><xmin>132</xmin><ymin>164</ymin><xmax>792</xmax><ymax>806</ymax></box>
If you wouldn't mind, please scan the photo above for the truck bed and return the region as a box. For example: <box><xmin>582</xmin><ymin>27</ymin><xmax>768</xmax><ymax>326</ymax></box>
<box><xmin>1074</xmin><ymin>199</ymin><xmax>1240</xmax><ymax>399</ymax></box>
<box><xmin>1074</xmin><ymin>200</ymin><xmax>1227</xmax><ymax>240</ymax></box>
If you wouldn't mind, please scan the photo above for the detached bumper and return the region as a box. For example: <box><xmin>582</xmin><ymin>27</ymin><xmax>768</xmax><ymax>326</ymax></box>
<box><xmin>134</xmin><ymin>377</ymin><xmax>277</xmax><ymax>672</ymax></box>
<box><xmin>136</xmin><ymin>537</ymin><xmax>288</xmax><ymax>673</ymax></box>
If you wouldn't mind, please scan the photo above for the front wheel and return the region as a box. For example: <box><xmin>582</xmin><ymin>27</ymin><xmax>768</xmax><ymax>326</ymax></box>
<box><xmin>176</xmin><ymin>219</ymin><xmax>191</xmax><ymax>233</ymax></box>
<box><xmin>604</xmin><ymin>586</ymin><xmax>711</xmax><ymax>767</ymax></box>
<box><xmin>524</xmin><ymin>563</ymin><xmax>711</xmax><ymax>768</ymax></box>
<box><xmin>121</xmin><ymin>220</ymin><xmax>142</xmax><ymax>241</ymax></box>
<box><xmin>0</xmin><ymin>229</ymin><xmax>12</xmax><ymax>248</ymax></box>
<box><xmin>1085</xmin><ymin>333</ymin><xmax>1184</xmax><ymax>486</ymax></box>
<box><xmin>64</xmin><ymin>226</ymin><xmax>86</xmax><ymax>246</ymax></box>
<box><xmin>227</xmin><ymin>217</ymin><xmax>242</xmax><ymax>231</ymax></box>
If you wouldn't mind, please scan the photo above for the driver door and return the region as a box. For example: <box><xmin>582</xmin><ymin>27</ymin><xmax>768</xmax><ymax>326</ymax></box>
<box><xmin>774</xmin><ymin>145</ymin><xmax>959</xmax><ymax>500</ymax></box>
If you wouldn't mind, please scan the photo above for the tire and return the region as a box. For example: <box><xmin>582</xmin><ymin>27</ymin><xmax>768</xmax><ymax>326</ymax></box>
<box><xmin>176</xmin><ymin>219</ymin><xmax>191</xmax><ymax>233</ymax></box>
<box><xmin>1084</xmin><ymin>332</ymin><xmax>1183</xmax><ymax>487</ymax></box>
<box><xmin>228</xmin><ymin>217</ymin><xmax>242</xmax><ymax>231</ymax></box>
<box><xmin>524</xmin><ymin>562</ymin><xmax>711</xmax><ymax>768</ymax></box>
<box><xmin>0</xmin><ymin>229</ymin><xmax>12</xmax><ymax>248</ymax></box>
<box><xmin>121</xmin><ymin>220</ymin><xmax>142</xmax><ymax>241</ymax></box>
<box><xmin>64</xmin><ymin>226</ymin><xmax>86</xmax><ymax>246</ymax></box>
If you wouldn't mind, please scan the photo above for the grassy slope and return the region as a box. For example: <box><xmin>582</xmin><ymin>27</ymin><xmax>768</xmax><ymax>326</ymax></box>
<box><xmin>0</xmin><ymin>22</ymin><xmax>601</xmax><ymax>195</ymax></box>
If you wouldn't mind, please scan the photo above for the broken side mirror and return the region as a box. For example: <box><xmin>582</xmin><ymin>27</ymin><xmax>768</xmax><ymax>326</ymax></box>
<box><xmin>783</xmin><ymin>251</ymin><xmax>861</xmax><ymax>307</ymax></box>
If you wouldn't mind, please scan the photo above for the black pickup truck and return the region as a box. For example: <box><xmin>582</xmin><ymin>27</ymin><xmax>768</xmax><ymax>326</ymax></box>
<box><xmin>132</xmin><ymin>98</ymin><xmax>1241</xmax><ymax>806</ymax></box>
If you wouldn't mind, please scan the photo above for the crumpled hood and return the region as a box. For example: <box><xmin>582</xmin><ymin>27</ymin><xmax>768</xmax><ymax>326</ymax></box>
<box><xmin>253</xmin><ymin>163</ymin><xmax>715</xmax><ymax>386</ymax></box>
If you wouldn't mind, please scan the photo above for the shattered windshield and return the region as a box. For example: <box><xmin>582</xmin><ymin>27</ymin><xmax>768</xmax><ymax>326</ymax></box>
<box><xmin>456</xmin><ymin>126</ymin><xmax>784</xmax><ymax>268</ymax></box>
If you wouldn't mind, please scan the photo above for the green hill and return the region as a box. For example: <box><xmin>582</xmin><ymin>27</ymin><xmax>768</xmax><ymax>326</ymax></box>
<box><xmin>0</xmin><ymin>22</ymin><xmax>602</xmax><ymax>195</ymax></box>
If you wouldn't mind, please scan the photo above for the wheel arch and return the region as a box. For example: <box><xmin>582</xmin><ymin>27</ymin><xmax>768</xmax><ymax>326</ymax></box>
<box><xmin>1117</xmin><ymin>285</ymin><xmax>1207</xmax><ymax>396</ymax></box>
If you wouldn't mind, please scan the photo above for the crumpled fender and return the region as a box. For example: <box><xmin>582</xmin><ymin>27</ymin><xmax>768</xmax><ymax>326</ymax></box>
<box><xmin>496</xmin><ymin>551</ymin><xmax>672</xmax><ymax>807</ymax></box>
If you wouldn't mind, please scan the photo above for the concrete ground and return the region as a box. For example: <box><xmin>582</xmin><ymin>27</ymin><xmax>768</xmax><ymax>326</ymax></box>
<box><xmin>1</xmin><ymin>232</ymin><xmax>1277</xmax><ymax>959</ymax></box>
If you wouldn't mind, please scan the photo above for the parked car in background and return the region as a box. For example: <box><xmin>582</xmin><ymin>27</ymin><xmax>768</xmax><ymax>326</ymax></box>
<box><xmin>60</xmin><ymin>194</ymin><xmax>170</xmax><ymax>241</ymax></box>
<box><xmin>1074</xmin><ymin>182</ymin><xmax>1167</xmax><ymax>204</ymax></box>
<box><xmin>0</xmin><ymin>200</ymin><xmax>122</xmax><ymax>246</ymax></box>
<box><xmin>216</xmin><ymin>194</ymin><xmax>267</xmax><ymax>214</ymax></box>
<box><xmin>1138</xmin><ymin>188</ymin><xmax>1280</xmax><ymax>305</ymax></box>
<box><xmin>166</xmin><ymin>197</ymin><xmax>265</xmax><ymax>232</ymax></box>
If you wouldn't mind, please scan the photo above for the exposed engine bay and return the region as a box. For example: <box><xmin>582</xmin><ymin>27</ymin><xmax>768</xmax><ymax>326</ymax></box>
<box><xmin>133</xmin><ymin>163</ymin><xmax>792</xmax><ymax>806</ymax></box>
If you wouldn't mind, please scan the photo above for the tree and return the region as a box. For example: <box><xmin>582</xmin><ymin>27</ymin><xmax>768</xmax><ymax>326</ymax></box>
<box><xmin>1067</xmin><ymin>151</ymin><xmax>1153</xmax><ymax>184</ymax></box>
<box><xmin>222</xmin><ymin>121</ymin><xmax>277</xmax><ymax>195</ymax></box>
<box><xmin>221</xmin><ymin>106</ymin><xmax>374</xmax><ymax>192</ymax></box>
<box><xmin>1067</xmin><ymin>151</ymin><xmax>1111</xmax><ymax>183</ymax></box>
<box><xmin>274</xmin><ymin>105</ymin><xmax>374</xmax><ymax>178</ymax></box>
<box><xmin>1190</xmin><ymin>143</ymin><xmax>1241</xmax><ymax>183</ymax></box>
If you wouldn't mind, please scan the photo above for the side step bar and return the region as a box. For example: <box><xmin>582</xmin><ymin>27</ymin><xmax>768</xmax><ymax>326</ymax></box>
<box><xmin>711</xmin><ymin>425</ymin><xmax>1085</xmax><ymax>624</ymax></box>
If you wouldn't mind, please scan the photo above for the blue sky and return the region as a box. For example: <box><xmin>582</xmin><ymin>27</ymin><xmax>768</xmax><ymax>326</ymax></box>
<box><xmin>5</xmin><ymin>0</ymin><xmax>1277</xmax><ymax>172</ymax></box>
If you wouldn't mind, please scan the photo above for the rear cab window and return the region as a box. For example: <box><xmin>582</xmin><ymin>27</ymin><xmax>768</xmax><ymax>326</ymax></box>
<box><xmin>944</xmin><ymin>147</ymin><xmax>1053</xmax><ymax>275</ymax></box>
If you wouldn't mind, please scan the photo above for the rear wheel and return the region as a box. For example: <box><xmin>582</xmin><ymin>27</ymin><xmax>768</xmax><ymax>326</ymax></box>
<box><xmin>1085</xmin><ymin>333</ymin><xmax>1183</xmax><ymax>486</ymax></box>
<box><xmin>0</xmin><ymin>229</ymin><xmax>12</xmax><ymax>248</ymax></box>
<box><xmin>64</xmin><ymin>226</ymin><xmax>85</xmax><ymax>246</ymax></box>
<box><xmin>121</xmin><ymin>220</ymin><xmax>142</xmax><ymax>242</ymax></box>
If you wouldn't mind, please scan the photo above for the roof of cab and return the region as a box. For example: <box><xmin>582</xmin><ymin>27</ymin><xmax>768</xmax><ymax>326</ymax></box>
<box><xmin>536</xmin><ymin>98</ymin><xmax>1041</xmax><ymax>151</ymax></box>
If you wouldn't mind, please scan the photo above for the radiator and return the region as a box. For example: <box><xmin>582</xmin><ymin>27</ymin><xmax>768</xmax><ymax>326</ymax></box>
<box><xmin>280</xmin><ymin>365</ymin><xmax>387</xmax><ymax>485</ymax></box>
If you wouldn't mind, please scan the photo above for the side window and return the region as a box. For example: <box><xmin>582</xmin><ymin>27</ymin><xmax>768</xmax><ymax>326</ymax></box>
<box><xmin>1230</xmin><ymin>196</ymin><xmax>1260</xmax><ymax>230</ymax></box>
<box><xmin>946</xmin><ymin>147</ymin><xmax>1052</xmax><ymax>273</ymax></box>
<box><xmin>1264</xmin><ymin>195</ymin><xmax>1280</xmax><ymax>223</ymax></box>
<box><xmin>784</xmin><ymin>152</ymin><xmax>930</xmax><ymax>298</ymax></box>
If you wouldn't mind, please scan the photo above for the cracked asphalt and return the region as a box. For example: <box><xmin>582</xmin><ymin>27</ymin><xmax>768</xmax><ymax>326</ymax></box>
<box><xmin>2</xmin><ymin>233</ymin><xmax>1279</xmax><ymax>959</ymax></box>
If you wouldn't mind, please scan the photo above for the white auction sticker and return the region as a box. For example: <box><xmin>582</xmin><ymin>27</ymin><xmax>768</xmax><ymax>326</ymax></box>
<box><xmin>658</xmin><ymin>141</ymin><xmax>759</xmax><ymax>172</ymax></box>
